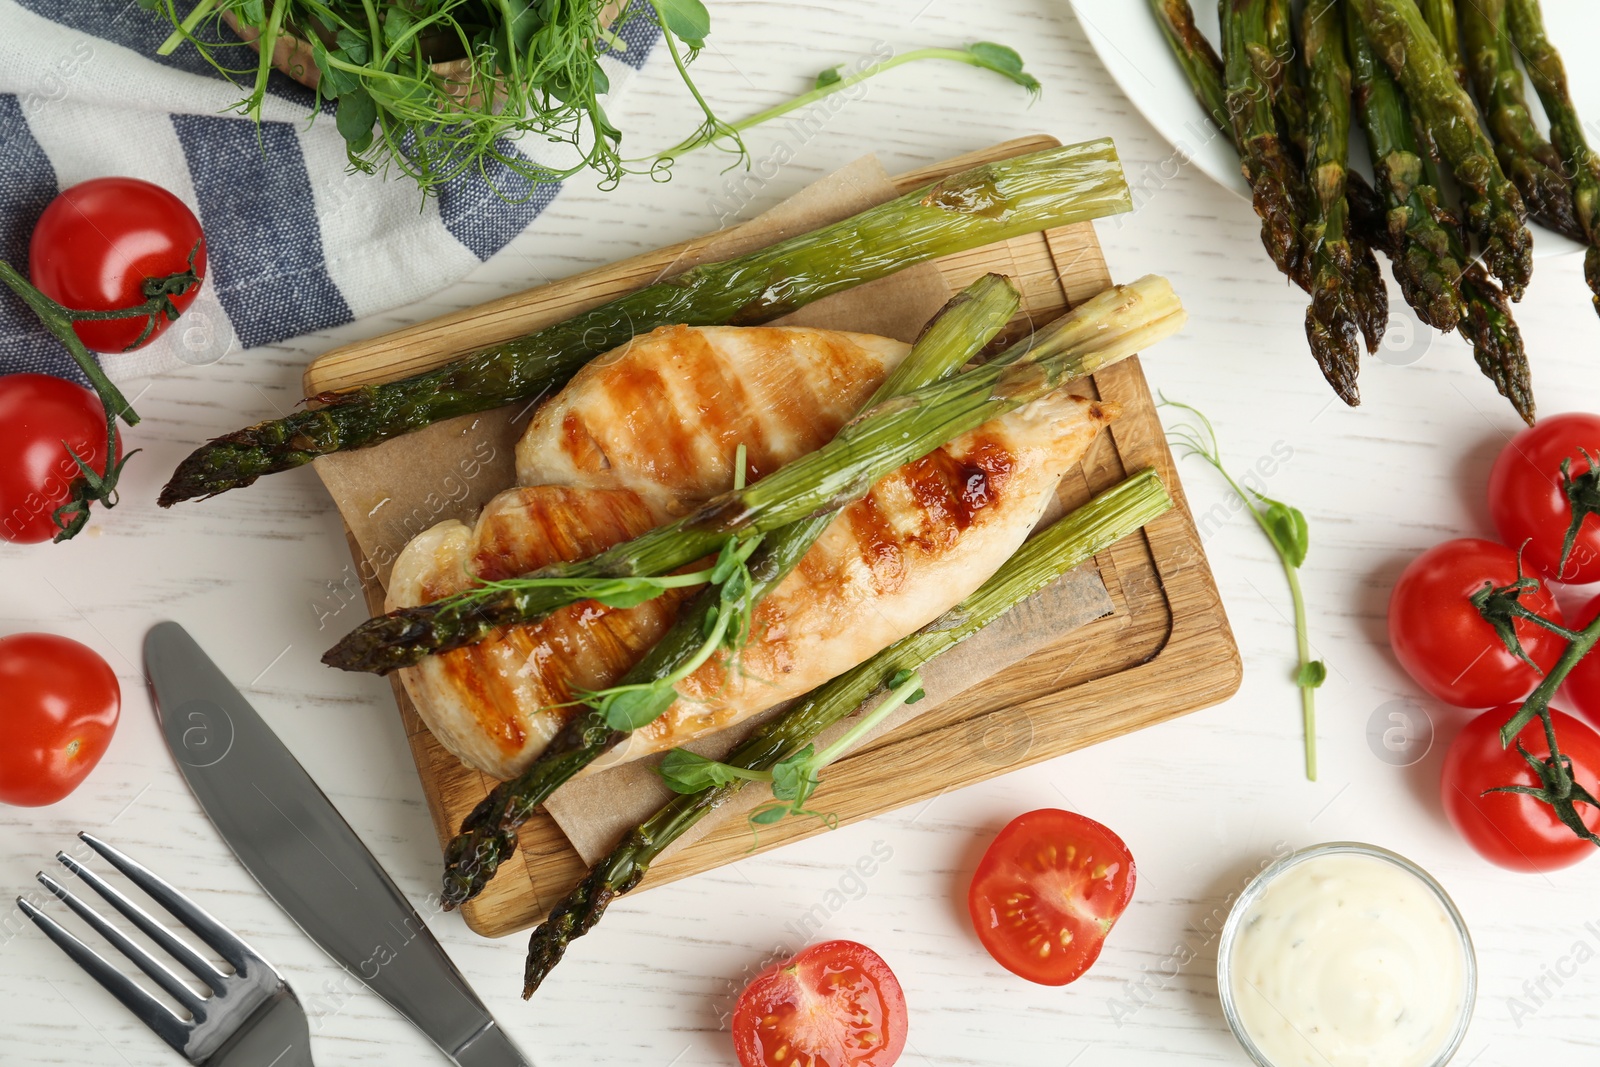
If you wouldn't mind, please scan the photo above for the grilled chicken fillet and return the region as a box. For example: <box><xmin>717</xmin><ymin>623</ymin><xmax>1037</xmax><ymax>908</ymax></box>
<box><xmin>387</xmin><ymin>324</ymin><xmax>1117</xmax><ymax>780</ymax></box>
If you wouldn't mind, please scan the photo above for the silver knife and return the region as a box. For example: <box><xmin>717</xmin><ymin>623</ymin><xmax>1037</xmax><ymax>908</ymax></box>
<box><xmin>145</xmin><ymin>621</ymin><xmax>532</xmax><ymax>1067</ymax></box>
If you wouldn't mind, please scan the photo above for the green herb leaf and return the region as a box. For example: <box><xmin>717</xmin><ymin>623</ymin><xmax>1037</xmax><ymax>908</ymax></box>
<box><xmin>966</xmin><ymin>43</ymin><xmax>1041</xmax><ymax>94</ymax></box>
<box><xmin>1296</xmin><ymin>660</ymin><xmax>1327</xmax><ymax>688</ymax></box>
<box><xmin>1255</xmin><ymin>495</ymin><xmax>1309</xmax><ymax>568</ymax></box>
<box><xmin>310</xmin><ymin>37</ymin><xmax>358</xmax><ymax>98</ymax></box>
<box><xmin>601</xmin><ymin>685</ymin><xmax>678</xmax><ymax>731</ymax></box>
<box><xmin>334</xmin><ymin>26</ymin><xmax>369</xmax><ymax>66</ymax></box>
<box><xmin>770</xmin><ymin>745</ymin><xmax>817</xmax><ymax>804</ymax></box>
<box><xmin>583</xmin><ymin>579</ymin><xmax>674</xmax><ymax>609</ymax></box>
<box><xmin>657</xmin><ymin>748</ymin><xmax>747</xmax><ymax>793</ymax></box>
<box><xmin>653</xmin><ymin>0</ymin><xmax>711</xmax><ymax>48</ymax></box>
<box><xmin>710</xmin><ymin>539</ymin><xmax>743</xmax><ymax>585</ymax></box>
<box><xmin>381</xmin><ymin>7</ymin><xmax>416</xmax><ymax>48</ymax></box>
<box><xmin>749</xmin><ymin>803</ymin><xmax>789</xmax><ymax>826</ymax></box>
<box><xmin>814</xmin><ymin>66</ymin><xmax>843</xmax><ymax>90</ymax></box>
<box><xmin>500</xmin><ymin>0</ymin><xmax>543</xmax><ymax>52</ymax></box>
<box><xmin>335</xmin><ymin>88</ymin><xmax>378</xmax><ymax>154</ymax></box>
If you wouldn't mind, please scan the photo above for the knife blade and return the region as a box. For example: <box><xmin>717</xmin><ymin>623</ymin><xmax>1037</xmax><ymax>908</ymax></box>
<box><xmin>145</xmin><ymin>621</ymin><xmax>532</xmax><ymax>1067</ymax></box>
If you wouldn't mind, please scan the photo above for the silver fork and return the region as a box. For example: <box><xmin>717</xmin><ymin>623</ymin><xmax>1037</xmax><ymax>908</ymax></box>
<box><xmin>18</xmin><ymin>833</ymin><xmax>313</xmax><ymax>1066</ymax></box>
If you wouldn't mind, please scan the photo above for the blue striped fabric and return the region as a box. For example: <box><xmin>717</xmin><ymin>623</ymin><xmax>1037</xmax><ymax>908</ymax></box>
<box><xmin>0</xmin><ymin>0</ymin><xmax>660</xmax><ymax>381</ymax></box>
<box><xmin>0</xmin><ymin>93</ymin><xmax>73</xmax><ymax>382</ymax></box>
<box><xmin>171</xmin><ymin>114</ymin><xmax>353</xmax><ymax>349</ymax></box>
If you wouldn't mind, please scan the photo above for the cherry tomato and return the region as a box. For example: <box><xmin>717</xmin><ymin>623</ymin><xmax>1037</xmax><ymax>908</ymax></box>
<box><xmin>29</xmin><ymin>176</ymin><xmax>206</xmax><ymax>353</ymax></box>
<box><xmin>967</xmin><ymin>808</ymin><xmax>1136</xmax><ymax>986</ymax></box>
<box><xmin>0</xmin><ymin>374</ymin><xmax>122</xmax><ymax>544</ymax></box>
<box><xmin>1441</xmin><ymin>704</ymin><xmax>1600</xmax><ymax>871</ymax></box>
<box><xmin>731</xmin><ymin>940</ymin><xmax>907</xmax><ymax>1067</ymax></box>
<box><xmin>1563</xmin><ymin>593</ymin><xmax>1600</xmax><ymax>725</ymax></box>
<box><xmin>0</xmin><ymin>634</ymin><xmax>121</xmax><ymax>807</ymax></box>
<box><xmin>1488</xmin><ymin>413</ymin><xmax>1600</xmax><ymax>584</ymax></box>
<box><xmin>1388</xmin><ymin>538</ymin><xmax>1565</xmax><ymax>707</ymax></box>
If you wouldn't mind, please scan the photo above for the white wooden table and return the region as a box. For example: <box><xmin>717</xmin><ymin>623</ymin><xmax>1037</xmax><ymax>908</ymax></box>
<box><xmin>4</xmin><ymin>2</ymin><xmax>1599</xmax><ymax>1064</ymax></box>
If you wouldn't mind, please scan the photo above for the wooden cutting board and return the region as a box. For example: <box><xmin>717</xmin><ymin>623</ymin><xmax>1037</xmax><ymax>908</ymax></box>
<box><xmin>306</xmin><ymin>136</ymin><xmax>1242</xmax><ymax>938</ymax></box>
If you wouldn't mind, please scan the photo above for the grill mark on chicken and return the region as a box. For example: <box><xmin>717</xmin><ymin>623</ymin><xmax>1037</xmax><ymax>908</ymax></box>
<box><xmin>392</xmin><ymin>485</ymin><xmax>687</xmax><ymax>764</ymax></box>
<box><xmin>518</xmin><ymin>325</ymin><xmax>908</xmax><ymax>501</ymax></box>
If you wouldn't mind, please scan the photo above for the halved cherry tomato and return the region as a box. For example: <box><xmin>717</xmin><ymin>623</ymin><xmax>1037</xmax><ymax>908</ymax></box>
<box><xmin>1388</xmin><ymin>538</ymin><xmax>1565</xmax><ymax>707</ymax></box>
<box><xmin>967</xmin><ymin>808</ymin><xmax>1136</xmax><ymax>986</ymax></box>
<box><xmin>1440</xmin><ymin>705</ymin><xmax>1600</xmax><ymax>872</ymax></box>
<box><xmin>1563</xmin><ymin>593</ymin><xmax>1600</xmax><ymax>726</ymax></box>
<box><xmin>29</xmin><ymin>176</ymin><xmax>206</xmax><ymax>354</ymax></box>
<box><xmin>1488</xmin><ymin>413</ymin><xmax>1600</xmax><ymax>584</ymax></box>
<box><xmin>731</xmin><ymin>940</ymin><xmax>907</xmax><ymax>1067</ymax></box>
<box><xmin>0</xmin><ymin>633</ymin><xmax>121</xmax><ymax>807</ymax></box>
<box><xmin>0</xmin><ymin>373</ymin><xmax>122</xmax><ymax>544</ymax></box>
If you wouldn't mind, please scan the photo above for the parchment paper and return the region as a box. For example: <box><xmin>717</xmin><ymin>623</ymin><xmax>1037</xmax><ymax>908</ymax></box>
<box><xmin>312</xmin><ymin>152</ymin><xmax>1116</xmax><ymax>869</ymax></box>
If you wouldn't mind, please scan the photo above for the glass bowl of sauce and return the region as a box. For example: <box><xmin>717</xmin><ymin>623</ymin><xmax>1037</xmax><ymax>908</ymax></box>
<box><xmin>1217</xmin><ymin>842</ymin><xmax>1476</xmax><ymax>1067</ymax></box>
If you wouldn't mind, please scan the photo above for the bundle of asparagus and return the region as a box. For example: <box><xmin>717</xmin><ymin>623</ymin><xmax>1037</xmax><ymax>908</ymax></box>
<box><xmin>519</xmin><ymin>469</ymin><xmax>1175</xmax><ymax>997</ymax></box>
<box><xmin>1151</xmin><ymin>0</ymin><xmax>1597</xmax><ymax>423</ymax></box>
<box><xmin>157</xmin><ymin>140</ymin><xmax>1133</xmax><ymax>507</ymax></box>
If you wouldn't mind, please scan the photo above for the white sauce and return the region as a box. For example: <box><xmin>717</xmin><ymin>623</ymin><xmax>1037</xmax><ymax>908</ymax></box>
<box><xmin>1228</xmin><ymin>852</ymin><xmax>1468</xmax><ymax>1067</ymax></box>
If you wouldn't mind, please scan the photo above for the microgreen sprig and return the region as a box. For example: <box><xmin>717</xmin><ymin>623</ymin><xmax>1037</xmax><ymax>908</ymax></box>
<box><xmin>1161</xmin><ymin>396</ymin><xmax>1324</xmax><ymax>780</ymax></box>
<box><xmin>656</xmin><ymin>668</ymin><xmax>926</xmax><ymax>836</ymax></box>
<box><xmin>578</xmin><ymin>530</ymin><xmax>764</xmax><ymax>731</ymax></box>
<box><xmin>649</xmin><ymin>43</ymin><xmax>1040</xmax><ymax>169</ymax></box>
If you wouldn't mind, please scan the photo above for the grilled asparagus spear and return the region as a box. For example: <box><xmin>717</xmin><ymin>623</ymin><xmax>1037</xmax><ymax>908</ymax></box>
<box><xmin>435</xmin><ymin>274</ymin><xmax>1020</xmax><ymax>909</ymax></box>
<box><xmin>1348</xmin><ymin>0</ymin><xmax>1533</xmax><ymax>299</ymax></box>
<box><xmin>158</xmin><ymin>141</ymin><xmax>1133</xmax><ymax>506</ymax></box>
<box><xmin>1417</xmin><ymin>0</ymin><xmax>1468</xmax><ymax>90</ymax></box>
<box><xmin>1151</xmin><ymin>0</ymin><xmax>1230</xmax><ymax>129</ymax></box>
<box><xmin>1506</xmin><ymin>0</ymin><xmax>1600</xmax><ymax>317</ymax></box>
<box><xmin>520</xmin><ymin>469</ymin><xmax>1175</xmax><ymax>996</ymax></box>
<box><xmin>1301</xmin><ymin>0</ymin><xmax>1387</xmax><ymax>403</ymax></box>
<box><xmin>1222</xmin><ymin>0</ymin><xmax>1306</xmax><ymax>281</ymax></box>
<box><xmin>1461</xmin><ymin>0</ymin><xmax>1581</xmax><ymax>241</ymax></box>
<box><xmin>1346</xmin><ymin>1</ymin><xmax>1468</xmax><ymax>331</ymax></box>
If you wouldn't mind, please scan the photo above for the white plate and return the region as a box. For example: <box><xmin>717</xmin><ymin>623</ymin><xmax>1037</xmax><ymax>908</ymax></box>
<box><xmin>1069</xmin><ymin>0</ymin><xmax>1600</xmax><ymax>257</ymax></box>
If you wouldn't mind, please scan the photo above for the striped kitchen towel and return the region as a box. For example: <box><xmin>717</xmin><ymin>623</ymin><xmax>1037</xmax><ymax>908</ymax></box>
<box><xmin>0</xmin><ymin>0</ymin><xmax>659</xmax><ymax>384</ymax></box>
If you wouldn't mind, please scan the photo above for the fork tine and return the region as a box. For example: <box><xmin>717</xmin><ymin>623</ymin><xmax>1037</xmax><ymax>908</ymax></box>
<box><xmin>39</xmin><ymin>872</ymin><xmax>210</xmax><ymax>1015</ymax></box>
<box><xmin>19</xmin><ymin>895</ymin><xmax>191</xmax><ymax>1055</ymax></box>
<box><xmin>55</xmin><ymin>852</ymin><xmax>230</xmax><ymax>990</ymax></box>
<box><xmin>77</xmin><ymin>833</ymin><xmax>250</xmax><ymax>972</ymax></box>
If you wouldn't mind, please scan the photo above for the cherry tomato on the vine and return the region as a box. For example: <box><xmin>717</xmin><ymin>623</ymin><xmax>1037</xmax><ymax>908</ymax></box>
<box><xmin>0</xmin><ymin>633</ymin><xmax>121</xmax><ymax>807</ymax></box>
<box><xmin>0</xmin><ymin>373</ymin><xmax>122</xmax><ymax>544</ymax></box>
<box><xmin>1488</xmin><ymin>413</ymin><xmax>1600</xmax><ymax>584</ymax></box>
<box><xmin>1388</xmin><ymin>538</ymin><xmax>1565</xmax><ymax>708</ymax></box>
<box><xmin>1441</xmin><ymin>705</ymin><xmax>1600</xmax><ymax>872</ymax></box>
<box><xmin>29</xmin><ymin>176</ymin><xmax>206</xmax><ymax>354</ymax></box>
<box><xmin>732</xmin><ymin>940</ymin><xmax>907</xmax><ymax>1067</ymax></box>
<box><xmin>967</xmin><ymin>808</ymin><xmax>1136</xmax><ymax>986</ymax></box>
